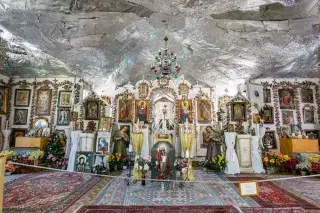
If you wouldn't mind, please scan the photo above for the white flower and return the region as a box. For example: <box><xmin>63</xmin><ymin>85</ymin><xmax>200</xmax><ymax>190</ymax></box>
<box><xmin>139</xmin><ymin>166</ymin><xmax>143</xmax><ymax>170</ymax></box>
<box><xmin>144</xmin><ymin>156</ymin><xmax>152</xmax><ymax>161</ymax></box>
<box><xmin>181</xmin><ymin>168</ymin><xmax>188</xmax><ymax>174</ymax></box>
<box><xmin>143</xmin><ymin>164</ymin><xmax>149</xmax><ymax>171</ymax></box>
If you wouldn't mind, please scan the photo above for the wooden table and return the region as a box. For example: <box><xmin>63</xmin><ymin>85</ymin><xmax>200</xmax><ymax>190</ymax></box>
<box><xmin>15</xmin><ymin>137</ymin><xmax>48</xmax><ymax>150</ymax></box>
<box><xmin>280</xmin><ymin>138</ymin><xmax>319</xmax><ymax>157</ymax></box>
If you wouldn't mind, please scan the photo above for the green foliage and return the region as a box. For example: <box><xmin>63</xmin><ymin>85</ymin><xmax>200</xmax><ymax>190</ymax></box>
<box><xmin>44</xmin><ymin>131</ymin><xmax>65</xmax><ymax>160</ymax></box>
<box><xmin>211</xmin><ymin>154</ymin><xmax>228</xmax><ymax>171</ymax></box>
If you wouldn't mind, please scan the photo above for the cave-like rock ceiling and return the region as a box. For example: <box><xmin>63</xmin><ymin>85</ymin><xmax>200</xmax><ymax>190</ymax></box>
<box><xmin>0</xmin><ymin>0</ymin><xmax>319</xmax><ymax>93</ymax></box>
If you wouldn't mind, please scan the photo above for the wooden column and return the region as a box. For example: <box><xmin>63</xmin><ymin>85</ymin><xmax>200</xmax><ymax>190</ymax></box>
<box><xmin>0</xmin><ymin>156</ymin><xmax>6</xmax><ymax>213</ymax></box>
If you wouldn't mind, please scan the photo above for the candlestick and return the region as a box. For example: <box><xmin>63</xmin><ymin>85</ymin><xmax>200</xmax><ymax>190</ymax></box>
<box><xmin>186</xmin><ymin>149</ymin><xmax>190</xmax><ymax>159</ymax></box>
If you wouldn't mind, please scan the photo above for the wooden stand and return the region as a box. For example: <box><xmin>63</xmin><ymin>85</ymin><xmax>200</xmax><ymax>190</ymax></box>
<box><xmin>280</xmin><ymin>138</ymin><xmax>319</xmax><ymax>157</ymax></box>
<box><xmin>15</xmin><ymin>137</ymin><xmax>48</xmax><ymax>150</ymax></box>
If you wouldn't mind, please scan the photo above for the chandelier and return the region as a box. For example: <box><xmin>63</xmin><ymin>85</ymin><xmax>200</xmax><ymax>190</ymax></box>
<box><xmin>150</xmin><ymin>33</ymin><xmax>181</xmax><ymax>79</ymax></box>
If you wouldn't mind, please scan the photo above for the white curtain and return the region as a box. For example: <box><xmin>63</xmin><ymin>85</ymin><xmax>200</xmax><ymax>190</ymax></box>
<box><xmin>224</xmin><ymin>132</ymin><xmax>240</xmax><ymax>174</ymax></box>
<box><xmin>67</xmin><ymin>131</ymin><xmax>81</xmax><ymax>171</ymax></box>
<box><xmin>251</xmin><ymin>136</ymin><xmax>265</xmax><ymax>173</ymax></box>
<box><xmin>64</xmin><ymin>127</ymin><xmax>72</xmax><ymax>158</ymax></box>
<box><xmin>140</xmin><ymin>128</ymin><xmax>150</xmax><ymax>157</ymax></box>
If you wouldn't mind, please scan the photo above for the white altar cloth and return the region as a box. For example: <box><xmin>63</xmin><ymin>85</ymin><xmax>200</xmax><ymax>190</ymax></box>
<box><xmin>251</xmin><ymin>136</ymin><xmax>265</xmax><ymax>173</ymax></box>
<box><xmin>67</xmin><ymin>131</ymin><xmax>81</xmax><ymax>171</ymax></box>
<box><xmin>224</xmin><ymin>132</ymin><xmax>240</xmax><ymax>174</ymax></box>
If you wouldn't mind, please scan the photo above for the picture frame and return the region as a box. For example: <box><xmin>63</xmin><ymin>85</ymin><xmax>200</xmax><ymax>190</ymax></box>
<box><xmin>96</xmin><ymin>134</ymin><xmax>111</xmax><ymax>153</ymax></box>
<box><xmin>58</xmin><ymin>91</ymin><xmax>72</xmax><ymax>107</ymax></box>
<box><xmin>85</xmin><ymin>100</ymin><xmax>100</xmax><ymax>120</ymax></box>
<box><xmin>74</xmin><ymin>151</ymin><xmax>94</xmax><ymax>173</ymax></box>
<box><xmin>197</xmin><ymin>99</ymin><xmax>212</xmax><ymax>123</ymax></box>
<box><xmin>36</xmin><ymin>89</ymin><xmax>52</xmax><ymax>116</ymax></box>
<box><xmin>57</xmin><ymin>108</ymin><xmax>71</xmax><ymax>126</ymax></box>
<box><xmin>70</xmin><ymin>111</ymin><xmax>78</xmax><ymax>122</ymax></box>
<box><xmin>98</xmin><ymin>116</ymin><xmax>112</xmax><ymax>132</ymax></box>
<box><xmin>11</xmin><ymin>128</ymin><xmax>27</xmax><ymax>148</ymax></box>
<box><xmin>278</xmin><ymin>89</ymin><xmax>295</xmax><ymax>109</ymax></box>
<box><xmin>262</xmin><ymin>106</ymin><xmax>274</xmax><ymax>124</ymax></box>
<box><xmin>282</xmin><ymin>110</ymin><xmax>294</xmax><ymax>125</ymax></box>
<box><xmin>177</xmin><ymin>99</ymin><xmax>193</xmax><ymax>124</ymax></box>
<box><xmin>13</xmin><ymin>109</ymin><xmax>28</xmax><ymax>125</ymax></box>
<box><xmin>263</xmin><ymin>130</ymin><xmax>277</xmax><ymax>149</ymax></box>
<box><xmin>135</xmin><ymin>100</ymin><xmax>149</xmax><ymax>123</ymax></box>
<box><xmin>118</xmin><ymin>99</ymin><xmax>133</xmax><ymax>122</ymax></box>
<box><xmin>263</xmin><ymin>89</ymin><xmax>271</xmax><ymax>103</ymax></box>
<box><xmin>252</xmin><ymin>113</ymin><xmax>260</xmax><ymax>124</ymax></box>
<box><xmin>303</xmin><ymin>106</ymin><xmax>315</xmax><ymax>124</ymax></box>
<box><xmin>231</xmin><ymin>102</ymin><xmax>246</xmax><ymax>121</ymax></box>
<box><xmin>178</xmin><ymin>83</ymin><xmax>189</xmax><ymax>96</ymax></box>
<box><xmin>239</xmin><ymin>181</ymin><xmax>259</xmax><ymax>196</ymax></box>
<box><xmin>14</xmin><ymin>89</ymin><xmax>31</xmax><ymax>107</ymax></box>
<box><xmin>301</xmin><ymin>88</ymin><xmax>314</xmax><ymax>104</ymax></box>
<box><xmin>0</xmin><ymin>86</ymin><xmax>8</xmax><ymax>114</ymax></box>
<box><xmin>138</xmin><ymin>82</ymin><xmax>149</xmax><ymax>99</ymax></box>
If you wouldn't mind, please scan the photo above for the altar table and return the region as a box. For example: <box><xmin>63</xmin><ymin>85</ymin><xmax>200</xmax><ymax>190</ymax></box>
<box><xmin>15</xmin><ymin>137</ymin><xmax>48</xmax><ymax>150</ymax></box>
<box><xmin>280</xmin><ymin>138</ymin><xmax>319</xmax><ymax>157</ymax></box>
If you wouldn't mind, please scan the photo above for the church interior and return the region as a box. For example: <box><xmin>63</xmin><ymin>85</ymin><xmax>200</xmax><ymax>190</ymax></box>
<box><xmin>0</xmin><ymin>0</ymin><xmax>320</xmax><ymax>212</ymax></box>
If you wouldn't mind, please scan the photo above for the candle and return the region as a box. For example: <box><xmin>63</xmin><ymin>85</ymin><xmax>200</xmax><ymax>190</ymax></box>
<box><xmin>161</xmin><ymin>155</ymin><xmax>167</xmax><ymax>163</ymax></box>
<box><xmin>5</xmin><ymin>120</ymin><xmax>8</xmax><ymax>130</ymax></box>
<box><xmin>186</xmin><ymin>149</ymin><xmax>190</xmax><ymax>159</ymax></box>
<box><xmin>129</xmin><ymin>144</ymin><xmax>133</xmax><ymax>152</ymax></box>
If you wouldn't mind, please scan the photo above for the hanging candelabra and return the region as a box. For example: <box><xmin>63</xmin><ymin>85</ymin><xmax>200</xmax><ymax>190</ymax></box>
<box><xmin>150</xmin><ymin>33</ymin><xmax>181</xmax><ymax>79</ymax></box>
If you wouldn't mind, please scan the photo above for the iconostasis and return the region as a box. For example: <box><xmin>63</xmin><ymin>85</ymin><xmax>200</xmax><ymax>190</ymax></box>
<box><xmin>113</xmin><ymin>77</ymin><xmax>216</xmax><ymax>157</ymax></box>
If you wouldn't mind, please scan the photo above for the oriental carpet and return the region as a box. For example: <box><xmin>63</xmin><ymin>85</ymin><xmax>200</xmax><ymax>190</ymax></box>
<box><xmin>4</xmin><ymin>171</ymin><xmax>102</xmax><ymax>213</ymax></box>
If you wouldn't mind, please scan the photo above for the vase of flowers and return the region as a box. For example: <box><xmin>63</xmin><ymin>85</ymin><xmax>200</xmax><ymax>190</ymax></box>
<box><xmin>134</xmin><ymin>156</ymin><xmax>151</xmax><ymax>185</ymax></box>
<box><xmin>296</xmin><ymin>163</ymin><xmax>310</xmax><ymax>176</ymax></box>
<box><xmin>211</xmin><ymin>154</ymin><xmax>227</xmax><ymax>172</ymax></box>
<box><xmin>284</xmin><ymin>158</ymin><xmax>298</xmax><ymax>174</ymax></box>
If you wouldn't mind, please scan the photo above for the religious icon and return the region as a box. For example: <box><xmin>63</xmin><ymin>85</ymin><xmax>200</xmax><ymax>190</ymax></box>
<box><xmin>70</xmin><ymin>111</ymin><xmax>78</xmax><ymax>122</ymax></box>
<box><xmin>178</xmin><ymin>83</ymin><xmax>189</xmax><ymax>96</ymax></box>
<box><xmin>278</xmin><ymin>89</ymin><xmax>294</xmax><ymax>109</ymax></box>
<box><xmin>159</xmin><ymin>77</ymin><xmax>169</xmax><ymax>87</ymax></box>
<box><xmin>282</xmin><ymin>110</ymin><xmax>294</xmax><ymax>125</ymax></box>
<box><xmin>227</xmin><ymin>124</ymin><xmax>234</xmax><ymax>132</ymax></box>
<box><xmin>58</xmin><ymin>91</ymin><xmax>72</xmax><ymax>107</ymax></box>
<box><xmin>135</xmin><ymin>100</ymin><xmax>149</xmax><ymax>123</ymax></box>
<box><xmin>11</xmin><ymin>129</ymin><xmax>27</xmax><ymax>147</ymax></box>
<box><xmin>231</xmin><ymin>102</ymin><xmax>246</xmax><ymax>121</ymax></box>
<box><xmin>263</xmin><ymin>131</ymin><xmax>277</xmax><ymax>149</ymax></box>
<box><xmin>85</xmin><ymin>100</ymin><xmax>100</xmax><ymax>120</ymax></box>
<box><xmin>263</xmin><ymin>89</ymin><xmax>271</xmax><ymax>103</ymax></box>
<box><xmin>262</xmin><ymin>106</ymin><xmax>274</xmax><ymax>124</ymax></box>
<box><xmin>155</xmin><ymin>146</ymin><xmax>169</xmax><ymax>178</ymax></box>
<box><xmin>36</xmin><ymin>89</ymin><xmax>52</xmax><ymax>116</ymax></box>
<box><xmin>303</xmin><ymin>107</ymin><xmax>315</xmax><ymax>124</ymax></box>
<box><xmin>252</xmin><ymin>113</ymin><xmax>260</xmax><ymax>124</ymax></box>
<box><xmin>14</xmin><ymin>89</ymin><xmax>31</xmax><ymax>107</ymax></box>
<box><xmin>74</xmin><ymin>152</ymin><xmax>93</xmax><ymax>173</ymax></box>
<box><xmin>197</xmin><ymin>100</ymin><xmax>212</xmax><ymax>123</ymax></box>
<box><xmin>178</xmin><ymin>99</ymin><xmax>193</xmax><ymax>123</ymax></box>
<box><xmin>98</xmin><ymin>116</ymin><xmax>112</xmax><ymax>132</ymax></box>
<box><xmin>57</xmin><ymin>108</ymin><xmax>70</xmax><ymax>126</ymax></box>
<box><xmin>118</xmin><ymin>99</ymin><xmax>133</xmax><ymax>122</ymax></box>
<box><xmin>96</xmin><ymin>137</ymin><xmax>110</xmax><ymax>153</ymax></box>
<box><xmin>138</xmin><ymin>82</ymin><xmax>149</xmax><ymax>99</ymax></box>
<box><xmin>301</xmin><ymin>88</ymin><xmax>314</xmax><ymax>103</ymax></box>
<box><xmin>0</xmin><ymin>86</ymin><xmax>8</xmax><ymax>114</ymax></box>
<box><xmin>13</xmin><ymin>109</ymin><xmax>28</xmax><ymax>125</ymax></box>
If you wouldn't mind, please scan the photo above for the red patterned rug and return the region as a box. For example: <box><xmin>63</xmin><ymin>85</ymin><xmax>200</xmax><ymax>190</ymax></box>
<box><xmin>76</xmin><ymin>205</ymin><xmax>306</xmax><ymax>213</ymax></box>
<box><xmin>4</xmin><ymin>171</ymin><xmax>102</xmax><ymax>213</ymax></box>
<box><xmin>227</xmin><ymin>176</ymin><xmax>320</xmax><ymax>210</ymax></box>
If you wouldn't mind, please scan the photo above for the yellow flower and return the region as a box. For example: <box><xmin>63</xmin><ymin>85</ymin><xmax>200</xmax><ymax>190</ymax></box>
<box><xmin>263</xmin><ymin>157</ymin><xmax>269</xmax><ymax>162</ymax></box>
<box><xmin>270</xmin><ymin>159</ymin><xmax>275</xmax><ymax>163</ymax></box>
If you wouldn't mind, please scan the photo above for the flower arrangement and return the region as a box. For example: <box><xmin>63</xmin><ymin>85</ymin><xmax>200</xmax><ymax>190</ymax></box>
<box><xmin>211</xmin><ymin>154</ymin><xmax>228</xmax><ymax>171</ymax></box>
<box><xmin>307</xmin><ymin>154</ymin><xmax>320</xmax><ymax>164</ymax></box>
<box><xmin>296</xmin><ymin>163</ymin><xmax>311</xmax><ymax>172</ymax></box>
<box><xmin>47</xmin><ymin>154</ymin><xmax>68</xmax><ymax>169</ymax></box>
<box><xmin>263</xmin><ymin>153</ymin><xmax>290</xmax><ymax>168</ymax></box>
<box><xmin>311</xmin><ymin>162</ymin><xmax>320</xmax><ymax>174</ymax></box>
<box><xmin>0</xmin><ymin>150</ymin><xmax>19</xmax><ymax>160</ymax></box>
<box><xmin>108</xmin><ymin>153</ymin><xmax>127</xmax><ymax>169</ymax></box>
<box><xmin>175</xmin><ymin>159</ymin><xmax>194</xmax><ymax>181</ymax></box>
<box><xmin>284</xmin><ymin>158</ymin><xmax>299</xmax><ymax>170</ymax></box>
<box><xmin>135</xmin><ymin>156</ymin><xmax>152</xmax><ymax>175</ymax></box>
<box><xmin>44</xmin><ymin>131</ymin><xmax>65</xmax><ymax>168</ymax></box>
<box><xmin>28</xmin><ymin>151</ymin><xmax>44</xmax><ymax>161</ymax></box>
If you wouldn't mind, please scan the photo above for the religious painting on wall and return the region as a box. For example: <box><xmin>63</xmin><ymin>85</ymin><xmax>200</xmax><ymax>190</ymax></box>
<box><xmin>57</xmin><ymin>108</ymin><xmax>70</xmax><ymax>126</ymax></box>
<box><xmin>301</xmin><ymin>88</ymin><xmax>314</xmax><ymax>103</ymax></box>
<box><xmin>227</xmin><ymin>124</ymin><xmax>234</xmax><ymax>132</ymax></box>
<box><xmin>96</xmin><ymin>134</ymin><xmax>110</xmax><ymax>153</ymax></box>
<box><xmin>178</xmin><ymin>83</ymin><xmax>189</xmax><ymax>96</ymax></box>
<box><xmin>282</xmin><ymin>110</ymin><xmax>294</xmax><ymax>125</ymax></box>
<box><xmin>263</xmin><ymin>131</ymin><xmax>277</xmax><ymax>149</ymax></box>
<box><xmin>178</xmin><ymin>99</ymin><xmax>193</xmax><ymax>124</ymax></box>
<box><xmin>58</xmin><ymin>91</ymin><xmax>72</xmax><ymax>107</ymax></box>
<box><xmin>74</xmin><ymin>151</ymin><xmax>94</xmax><ymax>173</ymax></box>
<box><xmin>135</xmin><ymin>100</ymin><xmax>149</xmax><ymax>123</ymax></box>
<box><xmin>197</xmin><ymin>99</ymin><xmax>212</xmax><ymax>123</ymax></box>
<box><xmin>118</xmin><ymin>99</ymin><xmax>133</xmax><ymax>122</ymax></box>
<box><xmin>263</xmin><ymin>89</ymin><xmax>271</xmax><ymax>103</ymax></box>
<box><xmin>13</xmin><ymin>109</ymin><xmax>28</xmax><ymax>125</ymax></box>
<box><xmin>278</xmin><ymin>89</ymin><xmax>295</xmax><ymax>109</ymax></box>
<box><xmin>138</xmin><ymin>82</ymin><xmax>149</xmax><ymax>99</ymax></box>
<box><xmin>98</xmin><ymin>116</ymin><xmax>112</xmax><ymax>132</ymax></box>
<box><xmin>11</xmin><ymin>129</ymin><xmax>27</xmax><ymax>147</ymax></box>
<box><xmin>303</xmin><ymin>107</ymin><xmax>315</xmax><ymax>124</ymax></box>
<box><xmin>231</xmin><ymin>102</ymin><xmax>246</xmax><ymax>121</ymax></box>
<box><xmin>119</xmin><ymin>125</ymin><xmax>131</xmax><ymax>148</ymax></box>
<box><xmin>262</xmin><ymin>106</ymin><xmax>274</xmax><ymax>124</ymax></box>
<box><xmin>70</xmin><ymin>111</ymin><xmax>78</xmax><ymax>122</ymax></box>
<box><xmin>85</xmin><ymin>100</ymin><xmax>100</xmax><ymax>120</ymax></box>
<box><xmin>252</xmin><ymin>113</ymin><xmax>260</xmax><ymax>124</ymax></box>
<box><xmin>14</xmin><ymin>89</ymin><xmax>31</xmax><ymax>107</ymax></box>
<box><xmin>0</xmin><ymin>86</ymin><xmax>8</xmax><ymax>114</ymax></box>
<box><xmin>36</xmin><ymin>89</ymin><xmax>52</xmax><ymax>116</ymax></box>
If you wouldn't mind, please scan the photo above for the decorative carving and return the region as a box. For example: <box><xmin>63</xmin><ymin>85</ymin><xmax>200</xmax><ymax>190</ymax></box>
<box><xmin>138</xmin><ymin>82</ymin><xmax>149</xmax><ymax>99</ymax></box>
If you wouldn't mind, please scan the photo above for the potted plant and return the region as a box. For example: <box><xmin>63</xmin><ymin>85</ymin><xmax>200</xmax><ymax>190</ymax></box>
<box><xmin>211</xmin><ymin>154</ymin><xmax>227</xmax><ymax>172</ymax></box>
<box><xmin>284</xmin><ymin>158</ymin><xmax>299</xmax><ymax>174</ymax></box>
<box><xmin>263</xmin><ymin>153</ymin><xmax>278</xmax><ymax>174</ymax></box>
<box><xmin>296</xmin><ymin>163</ymin><xmax>310</xmax><ymax>176</ymax></box>
<box><xmin>311</xmin><ymin>162</ymin><xmax>320</xmax><ymax>178</ymax></box>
